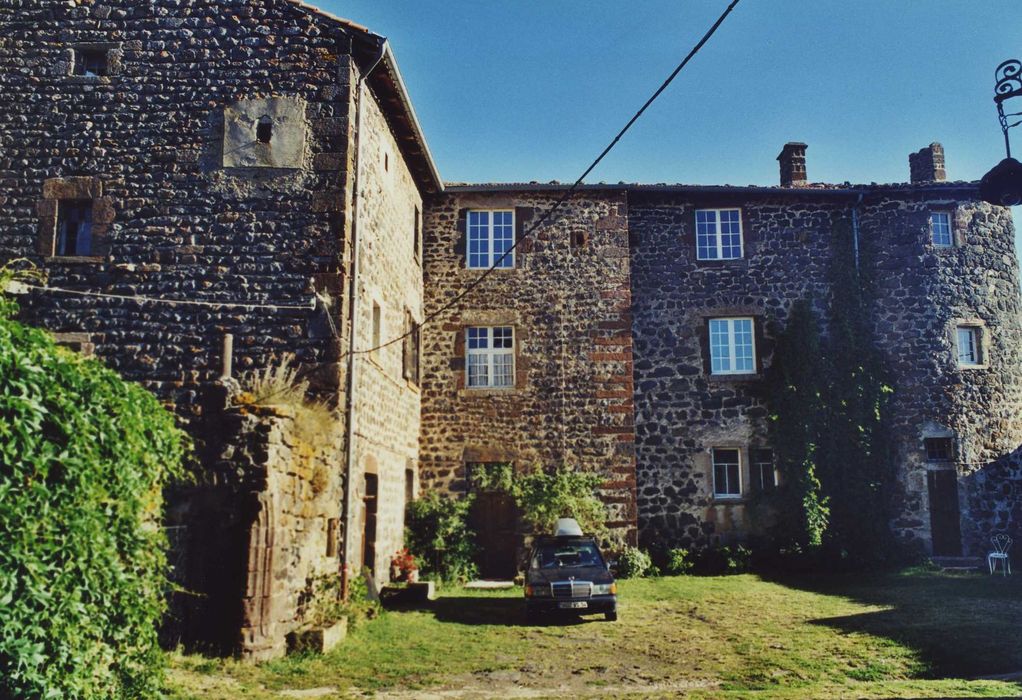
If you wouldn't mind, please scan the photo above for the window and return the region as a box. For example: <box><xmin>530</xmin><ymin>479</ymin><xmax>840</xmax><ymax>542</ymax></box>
<box><xmin>414</xmin><ymin>206</ymin><xmax>421</xmax><ymax>261</ymax></box>
<box><xmin>56</xmin><ymin>201</ymin><xmax>93</xmax><ymax>256</ymax></box>
<box><xmin>751</xmin><ymin>449</ymin><xmax>776</xmax><ymax>491</ymax></box>
<box><xmin>708</xmin><ymin>317</ymin><xmax>755</xmax><ymax>375</ymax></box>
<box><xmin>371</xmin><ymin>302</ymin><xmax>382</xmax><ymax>354</ymax></box>
<box><xmin>405</xmin><ymin>468</ymin><xmax>415</xmax><ymax>503</ymax></box>
<box><xmin>466</xmin><ymin>326</ymin><xmax>514</xmax><ymax>388</ymax></box>
<box><xmin>73</xmin><ymin>48</ymin><xmax>108</xmax><ymax>77</ymax></box>
<box><xmin>467</xmin><ymin>210</ymin><xmax>514</xmax><ymax>269</ymax></box>
<box><xmin>712</xmin><ymin>448</ymin><xmax>742</xmax><ymax>498</ymax></box>
<box><xmin>924</xmin><ymin>437</ymin><xmax>954</xmax><ymax>462</ymax></box>
<box><xmin>256</xmin><ymin>116</ymin><xmax>273</xmax><ymax>144</ymax></box>
<box><xmin>696</xmin><ymin>208</ymin><xmax>743</xmax><ymax>260</ymax></box>
<box><xmin>930</xmin><ymin>212</ymin><xmax>952</xmax><ymax>247</ymax></box>
<box><xmin>402</xmin><ymin>311</ymin><xmax>420</xmax><ymax>384</ymax></box>
<box><xmin>956</xmin><ymin>326</ymin><xmax>981</xmax><ymax>366</ymax></box>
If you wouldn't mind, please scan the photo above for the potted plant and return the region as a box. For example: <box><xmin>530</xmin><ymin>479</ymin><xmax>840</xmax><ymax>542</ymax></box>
<box><xmin>391</xmin><ymin>548</ymin><xmax>419</xmax><ymax>583</ymax></box>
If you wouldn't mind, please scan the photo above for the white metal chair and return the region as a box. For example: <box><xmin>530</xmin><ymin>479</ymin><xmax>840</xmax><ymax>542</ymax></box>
<box><xmin>987</xmin><ymin>534</ymin><xmax>1012</xmax><ymax>576</ymax></box>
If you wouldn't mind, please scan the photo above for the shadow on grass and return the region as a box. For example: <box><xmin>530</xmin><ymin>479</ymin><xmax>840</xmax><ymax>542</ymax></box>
<box><xmin>391</xmin><ymin>595</ymin><xmax>609</xmax><ymax>628</ymax></box>
<box><xmin>764</xmin><ymin>568</ymin><xmax>1022</xmax><ymax>679</ymax></box>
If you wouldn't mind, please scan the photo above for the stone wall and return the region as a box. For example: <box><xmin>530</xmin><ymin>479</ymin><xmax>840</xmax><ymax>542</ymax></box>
<box><xmin>628</xmin><ymin>186</ymin><xmax>1022</xmax><ymax>556</ymax></box>
<box><xmin>342</xmin><ymin>67</ymin><xmax>425</xmax><ymax>579</ymax></box>
<box><xmin>629</xmin><ymin>189</ymin><xmax>844</xmax><ymax>548</ymax></box>
<box><xmin>420</xmin><ymin>188</ymin><xmax>638</xmax><ymax>546</ymax></box>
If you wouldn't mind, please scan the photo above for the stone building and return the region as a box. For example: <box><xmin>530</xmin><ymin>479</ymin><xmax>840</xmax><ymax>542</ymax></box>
<box><xmin>0</xmin><ymin>0</ymin><xmax>436</xmax><ymax>658</ymax></box>
<box><xmin>2</xmin><ymin>0</ymin><xmax>1020</xmax><ymax>658</ymax></box>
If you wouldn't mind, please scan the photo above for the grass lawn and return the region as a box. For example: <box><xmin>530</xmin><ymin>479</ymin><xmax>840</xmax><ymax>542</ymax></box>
<box><xmin>168</xmin><ymin>568</ymin><xmax>1022</xmax><ymax>699</ymax></box>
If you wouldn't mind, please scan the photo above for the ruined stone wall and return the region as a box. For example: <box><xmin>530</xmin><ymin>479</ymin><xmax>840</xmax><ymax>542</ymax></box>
<box><xmin>343</xmin><ymin>74</ymin><xmax>424</xmax><ymax>579</ymax></box>
<box><xmin>420</xmin><ymin>189</ymin><xmax>637</xmax><ymax>544</ymax></box>
<box><xmin>629</xmin><ymin>191</ymin><xmax>844</xmax><ymax>548</ymax></box>
<box><xmin>862</xmin><ymin>198</ymin><xmax>1022</xmax><ymax>555</ymax></box>
<box><xmin>174</xmin><ymin>400</ymin><xmax>343</xmax><ymax>661</ymax></box>
<box><xmin>0</xmin><ymin>0</ymin><xmax>353</xmax><ymax>414</ymax></box>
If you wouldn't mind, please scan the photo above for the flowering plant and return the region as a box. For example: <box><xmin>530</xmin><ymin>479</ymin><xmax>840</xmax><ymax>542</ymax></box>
<box><xmin>391</xmin><ymin>548</ymin><xmax>418</xmax><ymax>581</ymax></box>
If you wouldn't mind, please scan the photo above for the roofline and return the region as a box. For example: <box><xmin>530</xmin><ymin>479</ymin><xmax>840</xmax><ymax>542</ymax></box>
<box><xmin>286</xmin><ymin>0</ymin><xmax>443</xmax><ymax>194</ymax></box>
<box><xmin>443</xmin><ymin>182</ymin><xmax>981</xmax><ymax>196</ymax></box>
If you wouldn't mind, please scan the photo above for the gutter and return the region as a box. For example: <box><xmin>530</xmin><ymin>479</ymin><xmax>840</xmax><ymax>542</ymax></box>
<box><xmin>340</xmin><ymin>36</ymin><xmax>388</xmax><ymax>600</ymax></box>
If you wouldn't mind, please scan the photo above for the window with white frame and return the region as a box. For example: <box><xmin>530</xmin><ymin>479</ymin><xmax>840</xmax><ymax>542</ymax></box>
<box><xmin>712</xmin><ymin>448</ymin><xmax>742</xmax><ymax>498</ymax></box>
<box><xmin>956</xmin><ymin>326</ymin><xmax>982</xmax><ymax>366</ymax></box>
<box><xmin>708</xmin><ymin>317</ymin><xmax>755</xmax><ymax>375</ymax></box>
<box><xmin>751</xmin><ymin>448</ymin><xmax>777</xmax><ymax>492</ymax></box>
<box><xmin>466</xmin><ymin>326</ymin><xmax>514</xmax><ymax>388</ymax></box>
<box><xmin>467</xmin><ymin>210</ymin><xmax>514</xmax><ymax>269</ymax></box>
<box><xmin>930</xmin><ymin>212</ymin><xmax>952</xmax><ymax>247</ymax></box>
<box><xmin>696</xmin><ymin>208</ymin><xmax>743</xmax><ymax>260</ymax></box>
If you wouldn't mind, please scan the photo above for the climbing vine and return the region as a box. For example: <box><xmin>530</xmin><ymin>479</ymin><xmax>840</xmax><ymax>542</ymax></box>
<box><xmin>763</xmin><ymin>216</ymin><xmax>896</xmax><ymax>565</ymax></box>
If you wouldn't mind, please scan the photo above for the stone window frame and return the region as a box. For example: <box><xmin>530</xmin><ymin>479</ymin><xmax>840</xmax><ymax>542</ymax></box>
<box><xmin>402</xmin><ymin>308</ymin><xmax>421</xmax><ymax>387</ymax></box>
<box><xmin>453</xmin><ymin>311</ymin><xmax>529</xmax><ymax>396</ymax></box>
<box><xmin>65</xmin><ymin>43</ymin><xmax>124</xmax><ymax>82</ymax></box>
<box><xmin>710</xmin><ymin>446</ymin><xmax>743</xmax><ymax>501</ymax></box>
<box><xmin>928</xmin><ymin>209</ymin><xmax>956</xmax><ymax>248</ymax></box>
<box><xmin>37</xmin><ymin>177</ymin><xmax>113</xmax><ymax>263</ymax></box>
<box><xmin>466</xmin><ymin>209</ymin><xmax>516</xmax><ymax>270</ymax></box>
<box><xmin>695</xmin><ymin>207</ymin><xmax>744</xmax><ymax>261</ymax></box>
<box><xmin>952</xmin><ymin>319</ymin><xmax>988</xmax><ymax>370</ymax></box>
<box><xmin>52</xmin><ymin>332</ymin><xmax>95</xmax><ymax>358</ymax></box>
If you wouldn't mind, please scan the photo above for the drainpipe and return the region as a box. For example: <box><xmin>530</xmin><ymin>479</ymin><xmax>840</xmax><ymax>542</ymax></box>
<box><xmin>851</xmin><ymin>192</ymin><xmax>864</xmax><ymax>272</ymax></box>
<box><xmin>340</xmin><ymin>37</ymin><xmax>388</xmax><ymax>600</ymax></box>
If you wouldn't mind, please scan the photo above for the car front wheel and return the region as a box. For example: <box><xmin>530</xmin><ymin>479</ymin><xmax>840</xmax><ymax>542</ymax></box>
<box><xmin>605</xmin><ymin>611</ymin><xmax>618</xmax><ymax>622</ymax></box>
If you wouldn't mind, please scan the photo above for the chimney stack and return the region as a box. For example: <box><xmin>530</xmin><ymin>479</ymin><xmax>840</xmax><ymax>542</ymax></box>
<box><xmin>777</xmin><ymin>142</ymin><xmax>808</xmax><ymax>187</ymax></box>
<box><xmin>909</xmin><ymin>143</ymin><xmax>946</xmax><ymax>183</ymax></box>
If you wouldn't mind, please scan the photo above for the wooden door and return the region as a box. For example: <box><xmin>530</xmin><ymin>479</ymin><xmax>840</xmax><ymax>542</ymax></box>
<box><xmin>361</xmin><ymin>473</ymin><xmax>379</xmax><ymax>574</ymax></box>
<box><xmin>927</xmin><ymin>470</ymin><xmax>963</xmax><ymax>556</ymax></box>
<box><xmin>470</xmin><ymin>491</ymin><xmax>519</xmax><ymax>579</ymax></box>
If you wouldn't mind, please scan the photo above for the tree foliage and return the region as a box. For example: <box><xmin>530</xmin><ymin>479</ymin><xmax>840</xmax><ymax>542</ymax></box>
<box><xmin>470</xmin><ymin>464</ymin><xmax>608</xmax><ymax>538</ymax></box>
<box><xmin>404</xmin><ymin>492</ymin><xmax>479</xmax><ymax>583</ymax></box>
<box><xmin>763</xmin><ymin>217</ymin><xmax>896</xmax><ymax>564</ymax></box>
<box><xmin>0</xmin><ymin>269</ymin><xmax>188</xmax><ymax>699</ymax></box>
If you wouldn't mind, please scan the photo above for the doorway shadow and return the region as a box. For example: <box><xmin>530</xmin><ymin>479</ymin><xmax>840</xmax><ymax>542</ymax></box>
<box><xmin>763</xmin><ymin>569</ymin><xmax>1022</xmax><ymax>679</ymax></box>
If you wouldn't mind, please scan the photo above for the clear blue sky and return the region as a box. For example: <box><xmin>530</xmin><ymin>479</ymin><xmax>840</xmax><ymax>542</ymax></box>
<box><xmin>323</xmin><ymin>0</ymin><xmax>1021</xmax><ymax>240</ymax></box>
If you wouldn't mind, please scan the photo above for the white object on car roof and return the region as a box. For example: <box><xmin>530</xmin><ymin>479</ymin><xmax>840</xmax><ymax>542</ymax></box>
<box><xmin>554</xmin><ymin>518</ymin><xmax>584</xmax><ymax>537</ymax></box>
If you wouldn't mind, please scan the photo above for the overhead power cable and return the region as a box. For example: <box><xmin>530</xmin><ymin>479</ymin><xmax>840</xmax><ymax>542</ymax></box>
<box><xmin>351</xmin><ymin>0</ymin><xmax>742</xmax><ymax>357</ymax></box>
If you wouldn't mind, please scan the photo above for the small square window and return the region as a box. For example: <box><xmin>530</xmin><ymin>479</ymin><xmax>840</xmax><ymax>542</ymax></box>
<box><xmin>956</xmin><ymin>326</ymin><xmax>981</xmax><ymax>366</ymax></box>
<box><xmin>924</xmin><ymin>438</ymin><xmax>954</xmax><ymax>462</ymax></box>
<box><xmin>751</xmin><ymin>449</ymin><xmax>776</xmax><ymax>491</ymax></box>
<box><xmin>73</xmin><ymin>48</ymin><xmax>108</xmax><ymax>77</ymax></box>
<box><xmin>708</xmin><ymin>317</ymin><xmax>756</xmax><ymax>375</ymax></box>
<box><xmin>930</xmin><ymin>212</ymin><xmax>952</xmax><ymax>247</ymax></box>
<box><xmin>56</xmin><ymin>201</ymin><xmax>93</xmax><ymax>256</ymax></box>
<box><xmin>712</xmin><ymin>448</ymin><xmax>742</xmax><ymax>498</ymax></box>
<box><xmin>696</xmin><ymin>208</ymin><xmax>743</xmax><ymax>260</ymax></box>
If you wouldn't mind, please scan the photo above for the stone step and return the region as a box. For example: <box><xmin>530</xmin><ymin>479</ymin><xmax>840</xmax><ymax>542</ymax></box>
<box><xmin>931</xmin><ymin>556</ymin><xmax>984</xmax><ymax>571</ymax></box>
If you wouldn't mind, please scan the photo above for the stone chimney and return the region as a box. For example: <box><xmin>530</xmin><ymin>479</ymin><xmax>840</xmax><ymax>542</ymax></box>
<box><xmin>909</xmin><ymin>143</ymin><xmax>946</xmax><ymax>183</ymax></box>
<box><xmin>777</xmin><ymin>142</ymin><xmax>808</xmax><ymax>187</ymax></box>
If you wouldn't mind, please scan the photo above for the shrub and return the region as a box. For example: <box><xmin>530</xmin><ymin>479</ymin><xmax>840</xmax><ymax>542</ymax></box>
<box><xmin>404</xmin><ymin>492</ymin><xmax>478</xmax><ymax>584</ymax></box>
<box><xmin>615</xmin><ymin>546</ymin><xmax>655</xmax><ymax>578</ymax></box>
<box><xmin>471</xmin><ymin>463</ymin><xmax>608</xmax><ymax>537</ymax></box>
<box><xmin>693</xmin><ymin>545</ymin><xmax>753</xmax><ymax>575</ymax></box>
<box><xmin>0</xmin><ymin>278</ymin><xmax>188</xmax><ymax>698</ymax></box>
<box><xmin>664</xmin><ymin>548</ymin><xmax>694</xmax><ymax>575</ymax></box>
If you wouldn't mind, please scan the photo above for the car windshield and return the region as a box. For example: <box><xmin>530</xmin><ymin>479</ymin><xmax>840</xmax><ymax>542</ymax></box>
<box><xmin>531</xmin><ymin>541</ymin><xmax>604</xmax><ymax>570</ymax></box>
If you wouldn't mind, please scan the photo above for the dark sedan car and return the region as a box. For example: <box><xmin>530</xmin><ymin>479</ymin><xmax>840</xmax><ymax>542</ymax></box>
<box><xmin>524</xmin><ymin>533</ymin><xmax>617</xmax><ymax>622</ymax></box>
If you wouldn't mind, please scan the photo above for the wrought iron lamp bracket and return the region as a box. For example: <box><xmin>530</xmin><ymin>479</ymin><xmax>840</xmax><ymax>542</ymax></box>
<box><xmin>995</xmin><ymin>59</ymin><xmax>1022</xmax><ymax>157</ymax></box>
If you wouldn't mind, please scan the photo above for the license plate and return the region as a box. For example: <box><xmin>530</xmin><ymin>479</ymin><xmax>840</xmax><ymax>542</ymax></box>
<box><xmin>558</xmin><ymin>601</ymin><xmax>588</xmax><ymax>609</ymax></box>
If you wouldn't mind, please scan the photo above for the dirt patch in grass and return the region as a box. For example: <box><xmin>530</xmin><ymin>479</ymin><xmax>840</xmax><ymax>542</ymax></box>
<box><xmin>167</xmin><ymin>570</ymin><xmax>1022</xmax><ymax>699</ymax></box>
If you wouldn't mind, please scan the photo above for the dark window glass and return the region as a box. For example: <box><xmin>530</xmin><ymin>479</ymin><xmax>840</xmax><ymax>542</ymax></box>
<box><xmin>56</xmin><ymin>201</ymin><xmax>93</xmax><ymax>256</ymax></box>
<box><xmin>752</xmin><ymin>448</ymin><xmax>776</xmax><ymax>491</ymax></box>
<box><xmin>712</xmin><ymin>448</ymin><xmax>741</xmax><ymax>497</ymax></box>
<box><xmin>925</xmin><ymin>438</ymin><xmax>954</xmax><ymax>462</ymax></box>
<box><xmin>402</xmin><ymin>312</ymin><xmax>420</xmax><ymax>384</ymax></box>
<box><xmin>74</xmin><ymin>49</ymin><xmax>108</xmax><ymax>77</ymax></box>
